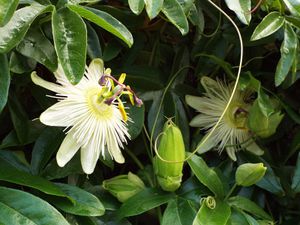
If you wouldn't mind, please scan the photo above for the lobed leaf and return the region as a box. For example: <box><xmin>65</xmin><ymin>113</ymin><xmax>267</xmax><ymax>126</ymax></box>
<box><xmin>193</xmin><ymin>198</ymin><xmax>231</xmax><ymax>225</ymax></box>
<box><xmin>144</xmin><ymin>0</ymin><xmax>164</xmax><ymax>19</ymax></box>
<box><xmin>52</xmin><ymin>7</ymin><xmax>87</xmax><ymax>84</ymax></box>
<box><xmin>0</xmin><ymin>187</ymin><xmax>70</xmax><ymax>225</ymax></box>
<box><xmin>0</xmin><ymin>159</ymin><xmax>72</xmax><ymax>200</ymax></box>
<box><xmin>275</xmin><ymin>23</ymin><xmax>298</xmax><ymax>86</ymax></box>
<box><xmin>51</xmin><ymin>183</ymin><xmax>105</xmax><ymax>216</ymax></box>
<box><xmin>228</xmin><ymin>196</ymin><xmax>272</xmax><ymax>220</ymax></box>
<box><xmin>118</xmin><ymin>188</ymin><xmax>175</xmax><ymax>217</ymax></box>
<box><xmin>16</xmin><ymin>25</ymin><xmax>58</xmax><ymax>72</ymax></box>
<box><xmin>68</xmin><ymin>5</ymin><xmax>133</xmax><ymax>47</ymax></box>
<box><xmin>224</xmin><ymin>0</ymin><xmax>251</xmax><ymax>25</ymax></box>
<box><xmin>282</xmin><ymin>0</ymin><xmax>300</xmax><ymax>16</ymax></box>
<box><xmin>0</xmin><ymin>0</ymin><xmax>19</xmax><ymax>26</ymax></box>
<box><xmin>251</xmin><ymin>12</ymin><xmax>284</xmax><ymax>41</ymax></box>
<box><xmin>187</xmin><ymin>154</ymin><xmax>225</xmax><ymax>198</ymax></box>
<box><xmin>0</xmin><ymin>3</ymin><xmax>53</xmax><ymax>53</ymax></box>
<box><xmin>128</xmin><ymin>0</ymin><xmax>145</xmax><ymax>15</ymax></box>
<box><xmin>0</xmin><ymin>54</ymin><xmax>10</xmax><ymax>113</ymax></box>
<box><xmin>161</xmin><ymin>0</ymin><xmax>189</xmax><ymax>35</ymax></box>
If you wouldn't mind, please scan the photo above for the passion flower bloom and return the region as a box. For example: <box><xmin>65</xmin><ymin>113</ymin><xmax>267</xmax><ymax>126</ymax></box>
<box><xmin>186</xmin><ymin>76</ymin><xmax>263</xmax><ymax>161</ymax></box>
<box><xmin>31</xmin><ymin>59</ymin><xmax>136</xmax><ymax>174</ymax></box>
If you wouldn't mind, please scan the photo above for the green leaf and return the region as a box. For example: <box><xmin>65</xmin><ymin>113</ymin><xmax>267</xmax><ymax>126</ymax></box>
<box><xmin>68</xmin><ymin>5</ymin><xmax>133</xmax><ymax>47</ymax></box>
<box><xmin>193</xmin><ymin>198</ymin><xmax>231</xmax><ymax>225</ymax></box>
<box><xmin>30</xmin><ymin>127</ymin><xmax>64</xmax><ymax>175</ymax></box>
<box><xmin>291</xmin><ymin>152</ymin><xmax>300</xmax><ymax>192</ymax></box>
<box><xmin>228</xmin><ymin>209</ymin><xmax>248</xmax><ymax>225</ymax></box>
<box><xmin>8</xmin><ymin>96</ymin><xmax>29</xmax><ymax>144</ymax></box>
<box><xmin>52</xmin><ymin>7</ymin><xmax>87</xmax><ymax>84</ymax></box>
<box><xmin>0</xmin><ymin>150</ymin><xmax>30</xmax><ymax>172</ymax></box>
<box><xmin>195</xmin><ymin>54</ymin><xmax>235</xmax><ymax>78</ymax></box>
<box><xmin>224</xmin><ymin>0</ymin><xmax>251</xmax><ymax>25</ymax></box>
<box><xmin>103</xmin><ymin>40</ymin><xmax>122</xmax><ymax>61</ymax></box>
<box><xmin>162</xmin><ymin>199</ymin><xmax>197</xmax><ymax>225</ymax></box>
<box><xmin>257</xmin><ymin>89</ymin><xmax>274</xmax><ymax>117</ymax></box>
<box><xmin>75</xmin><ymin>216</ymin><xmax>98</xmax><ymax>225</ymax></box>
<box><xmin>51</xmin><ymin>183</ymin><xmax>105</xmax><ymax>216</ymax></box>
<box><xmin>86</xmin><ymin>22</ymin><xmax>102</xmax><ymax>59</ymax></box>
<box><xmin>243</xmin><ymin>213</ymin><xmax>260</xmax><ymax>225</ymax></box>
<box><xmin>0</xmin><ymin>3</ymin><xmax>53</xmax><ymax>53</ymax></box>
<box><xmin>16</xmin><ymin>25</ymin><xmax>58</xmax><ymax>72</ymax></box>
<box><xmin>188</xmin><ymin>4</ymin><xmax>204</xmax><ymax>36</ymax></box>
<box><xmin>162</xmin><ymin>199</ymin><xmax>183</xmax><ymax>225</ymax></box>
<box><xmin>128</xmin><ymin>0</ymin><xmax>145</xmax><ymax>15</ymax></box>
<box><xmin>9</xmin><ymin>51</ymin><xmax>36</xmax><ymax>74</ymax></box>
<box><xmin>0</xmin><ymin>186</ymin><xmax>70</xmax><ymax>225</ymax></box>
<box><xmin>239</xmin><ymin>73</ymin><xmax>275</xmax><ymax>117</ymax></box>
<box><xmin>118</xmin><ymin>188</ymin><xmax>175</xmax><ymax>217</ymax></box>
<box><xmin>0</xmin><ymin>121</ymin><xmax>44</xmax><ymax>148</ymax></box>
<box><xmin>282</xmin><ymin>0</ymin><xmax>300</xmax><ymax>16</ymax></box>
<box><xmin>177</xmin><ymin>0</ymin><xmax>194</xmax><ymax>14</ymax></box>
<box><xmin>0</xmin><ymin>54</ymin><xmax>10</xmax><ymax>113</ymax></box>
<box><xmin>144</xmin><ymin>0</ymin><xmax>164</xmax><ymax>19</ymax></box>
<box><xmin>285</xmin><ymin>15</ymin><xmax>300</xmax><ymax>30</ymax></box>
<box><xmin>0</xmin><ymin>0</ymin><xmax>19</xmax><ymax>26</ymax></box>
<box><xmin>250</xmin><ymin>12</ymin><xmax>284</xmax><ymax>41</ymax></box>
<box><xmin>69</xmin><ymin>0</ymin><xmax>100</xmax><ymax>3</ymax></box>
<box><xmin>228</xmin><ymin>196</ymin><xmax>272</xmax><ymax>220</ymax></box>
<box><xmin>0</xmin><ymin>158</ymin><xmax>71</xmax><ymax>200</ymax></box>
<box><xmin>161</xmin><ymin>0</ymin><xmax>189</xmax><ymax>35</ymax></box>
<box><xmin>127</xmin><ymin>104</ymin><xmax>145</xmax><ymax>139</ymax></box>
<box><xmin>236</xmin><ymin>163</ymin><xmax>267</xmax><ymax>187</ymax></box>
<box><xmin>248</xmin><ymin>100</ymin><xmax>283</xmax><ymax>138</ymax></box>
<box><xmin>187</xmin><ymin>154</ymin><xmax>224</xmax><ymax>198</ymax></box>
<box><xmin>275</xmin><ymin>23</ymin><xmax>298</xmax><ymax>86</ymax></box>
<box><xmin>256</xmin><ymin>161</ymin><xmax>284</xmax><ymax>195</ymax></box>
<box><xmin>41</xmin><ymin>154</ymin><xmax>83</xmax><ymax>180</ymax></box>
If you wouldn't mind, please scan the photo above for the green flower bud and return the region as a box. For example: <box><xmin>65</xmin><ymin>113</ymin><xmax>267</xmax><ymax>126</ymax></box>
<box><xmin>236</xmin><ymin>163</ymin><xmax>267</xmax><ymax>187</ymax></box>
<box><xmin>102</xmin><ymin>172</ymin><xmax>145</xmax><ymax>202</ymax></box>
<box><xmin>154</xmin><ymin>120</ymin><xmax>185</xmax><ymax>192</ymax></box>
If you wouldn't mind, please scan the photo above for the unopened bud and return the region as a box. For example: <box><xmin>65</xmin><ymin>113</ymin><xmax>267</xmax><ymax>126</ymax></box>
<box><xmin>102</xmin><ymin>172</ymin><xmax>145</xmax><ymax>202</ymax></box>
<box><xmin>236</xmin><ymin>163</ymin><xmax>267</xmax><ymax>187</ymax></box>
<box><xmin>154</xmin><ymin>120</ymin><xmax>185</xmax><ymax>192</ymax></box>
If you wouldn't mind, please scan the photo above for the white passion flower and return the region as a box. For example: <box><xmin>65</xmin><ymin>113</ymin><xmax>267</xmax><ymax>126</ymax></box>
<box><xmin>31</xmin><ymin>59</ymin><xmax>141</xmax><ymax>174</ymax></box>
<box><xmin>186</xmin><ymin>76</ymin><xmax>263</xmax><ymax>161</ymax></box>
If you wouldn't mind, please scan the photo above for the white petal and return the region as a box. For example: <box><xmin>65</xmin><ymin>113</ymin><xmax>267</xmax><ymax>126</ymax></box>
<box><xmin>40</xmin><ymin>101</ymin><xmax>79</xmax><ymax>127</ymax></box>
<box><xmin>189</xmin><ymin>114</ymin><xmax>216</xmax><ymax>128</ymax></box>
<box><xmin>31</xmin><ymin>71</ymin><xmax>63</xmax><ymax>93</ymax></box>
<box><xmin>196</xmin><ymin>133</ymin><xmax>217</xmax><ymax>154</ymax></box>
<box><xmin>185</xmin><ymin>95</ymin><xmax>204</xmax><ymax>111</ymax></box>
<box><xmin>87</xmin><ymin>58</ymin><xmax>104</xmax><ymax>81</ymax></box>
<box><xmin>244</xmin><ymin>140</ymin><xmax>264</xmax><ymax>156</ymax></box>
<box><xmin>226</xmin><ymin>147</ymin><xmax>237</xmax><ymax>161</ymax></box>
<box><xmin>54</xmin><ymin>64</ymin><xmax>69</xmax><ymax>85</ymax></box>
<box><xmin>107</xmin><ymin>130</ymin><xmax>125</xmax><ymax>164</ymax></box>
<box><xmin>201</xmin><ymin>76</ymin><xmax>219</xmax><ymax>94</ymax></box>
<box><xmin>80</xmin><ymin>142</ymin><xmax>100</xmax><ymax>174</ymax></box>
<box><xmin>56</xmin><ymin>130</ymin><xmax>81</xmax><ymax>167</ymax></box>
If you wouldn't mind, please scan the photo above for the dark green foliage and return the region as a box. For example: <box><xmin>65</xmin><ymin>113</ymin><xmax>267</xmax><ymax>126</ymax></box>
<box><xmin>1</xmin><ymin>0</ymin><xmax>300</xmax><ymax>224</ymax></box>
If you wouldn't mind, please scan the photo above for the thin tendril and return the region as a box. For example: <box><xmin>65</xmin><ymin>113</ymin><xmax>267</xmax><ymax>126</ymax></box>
<box><xmin>249</xmin><ymin>0</ymin><xmax>264</xmax><ymax>14</ymax></box>
<box><xmin>232</xmin><ymin>51</ymin><xmax>275</xmax><ymax>69</ymax></box>
<box><xmin>153</xmin><ymin>0</ymin><xmax>244</xmax><ymax>164</ymax></box>
<box><xmin>149</xmin><ymin>66</ymin><xmax>193</xmax><ymax>152</ymax></box>
<box><xmin>201</xmin><ymin>11</ymin><xmax>222</xmax><ymax>38</ymax></box>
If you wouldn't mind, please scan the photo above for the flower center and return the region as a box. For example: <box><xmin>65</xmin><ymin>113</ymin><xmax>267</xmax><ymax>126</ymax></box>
<box><xmin>225</xmin><ymin>103</ymin><xmax>248</xmax><ymax>130</ymax></box>
<box><xmin>86</xmin><ymin>87</ymin><xmax>114</xmax><ymax>120</ymax></box>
